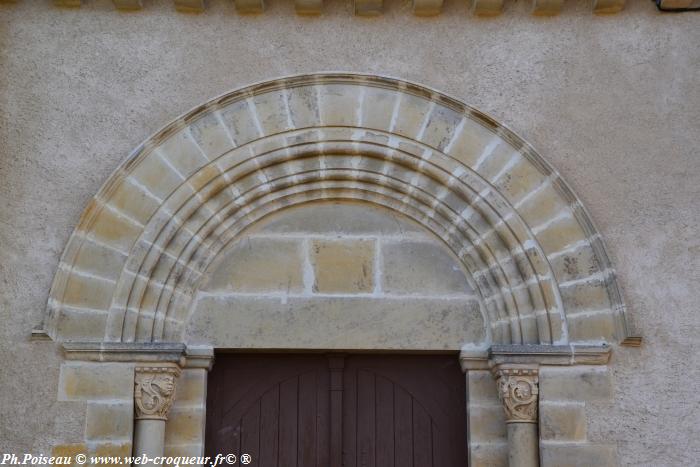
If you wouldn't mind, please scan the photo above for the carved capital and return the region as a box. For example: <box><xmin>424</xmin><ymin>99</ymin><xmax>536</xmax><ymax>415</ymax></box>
<box><xmin>493</xmin><ymin>365</ymin><xmax>539</xmax><ymax>424</ymax></box>
<box><xmin>134</xmin><ymin>366</ymin><xmax>180</xmax><ymax>421</ymax></box>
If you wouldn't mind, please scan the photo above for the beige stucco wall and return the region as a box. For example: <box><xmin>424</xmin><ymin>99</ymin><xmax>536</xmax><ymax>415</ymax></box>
<box><xmin>0</xmin><ymin>1</ymin><xmax>698</xmax><ymax>465</ymax></box>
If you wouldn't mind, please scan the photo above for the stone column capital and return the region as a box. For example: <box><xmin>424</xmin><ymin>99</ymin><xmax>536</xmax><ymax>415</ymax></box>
<box><xmin>134</xmin><ymin>365</ymin><xmax>181</xmax><ymax>421</ymax></box>
<box><xmin>492</xmin><ymin>364</ymin><xmax>539</xmax><ymax>424</ymax></box>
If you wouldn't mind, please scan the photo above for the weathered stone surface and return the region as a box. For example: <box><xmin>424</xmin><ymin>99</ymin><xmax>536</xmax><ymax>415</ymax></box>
<box><xmin>58</xmin><ymin>363</ymin><xmax>134</xmax><ymax>401</ymax></box>
<box><xmin>381</xmin><ymin>240</ymin><xmax>473</xmax><ymax>294</ymax></box>
<box><xmin>540</xmin><ymin>443</ymin><xmax>617</xmax><ymax>466</ymax></box>
<box><xmin>204</xmin><ymin>237</ymin><xmax>304</xmax><ymax>293</ymax></box>
<box><xmin>164</xmin><ymin>407</ymin><xmax>205</xmax><ymax>445</ymax></box>
<box><xmin>189</xmin><ymin>295</ymin><xmax>485</xmax><ymax>349</ymax></box>
<box><xmin>261</xmin><ymin>202</ymin><xmax>424</xmax><ymax>236</ymax></box>
<box><xmin>85</xmin><ymin>401</ymin><xmax>133</xmax><ymax>441</ymax></box>
<box><xmin>539</xmin><ymin>401</ymin><xmax>587</xmax><ymax>441</ymax></box>
<box><xmin>310</xmin><ymin>239</ymin><xmax>375</xmax><ymax>293</ymax></box>
<box><xmin>539</xmin><ymin>367</ymin><xmax>613</xmax><ymax>402</ymax></box>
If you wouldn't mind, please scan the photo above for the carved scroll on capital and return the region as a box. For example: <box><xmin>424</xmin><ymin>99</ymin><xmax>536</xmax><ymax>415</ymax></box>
<box><xmin>493</xmin><ymin>366</ymin><xmax>539</xmax><ymax>424</ymax></box>
<box><xmin>134</xmin><ymin>366</ymin><xmax>180</xmax><ymax>421</ymax></box>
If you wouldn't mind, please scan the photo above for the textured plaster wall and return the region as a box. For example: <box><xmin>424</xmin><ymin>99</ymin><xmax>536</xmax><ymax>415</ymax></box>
<box><xmin>0</xmin><ymin>0</ymin><xmax>698</xmax><ymax>465</ymax></box>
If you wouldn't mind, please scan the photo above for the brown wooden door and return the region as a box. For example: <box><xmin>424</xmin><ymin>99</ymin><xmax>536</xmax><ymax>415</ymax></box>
<box><xmin>205</xmin><ymin>354</ymin><xmax>467</xmax><ymax>467</ymax></box>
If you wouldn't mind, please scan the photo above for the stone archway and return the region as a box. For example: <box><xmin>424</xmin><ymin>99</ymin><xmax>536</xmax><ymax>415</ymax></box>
<box><xmin>45</xmin><ymin>74</ymin><xmax>629</xmax><ymax>466</ymax></box>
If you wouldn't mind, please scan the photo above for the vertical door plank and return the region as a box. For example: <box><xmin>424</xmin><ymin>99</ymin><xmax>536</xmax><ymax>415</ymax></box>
<box><xmin>241</xmin><ymin>399</ymin><xmax>261</xmax><ymax>462</ymax></box>
<box><xmin>279</xmin><ymin>377</ymin><xmax>299</xmax><ymax>467</ymax></box>
<box><xmin>316</xmin><ymin>368</ymin><xmax>331</xmax><ymax>467</ymax></box>
<box><xmin>259</xmin><ymin>386</ymin><xmax>280</xmax><ymax>467</ymax></box>
<box><xmin>394</xmin><ymin>386</ymin><xmax>413</xmax><ymax>467</ymax></box>
<box><xmin>375</xmin><ymin>376</ymin><xmax>394</xmax><ymax>467</ymax></box>
<box><xmin>298</xmin><ymin>371</ymin><xmax>318</xmax><ymax>466</ymax></box>
<box><xmin>412</xmin><ymin>400</ymin><xmax>433</xmax><ymax>467</ymax></box>
<box><xmin>357</xmin><ymin>370</ymin><xmax>376</xmax><ymax>467</ymax></box>
<box><xmin>342</xmin><ymin>366</ymin><xmax>357</xmax><ymax>467</ymax></box>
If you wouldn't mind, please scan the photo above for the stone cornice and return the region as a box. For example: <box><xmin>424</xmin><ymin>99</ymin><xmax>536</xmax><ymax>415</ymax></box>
<box><xmin>460</xmin><ymin>343</ymin><xmax>611</xmax><ymax>371</ymax></box>
<box><xmin>1</xmin><ymin>0</ymin><xmax>626</xmax><ymax>16</ymax></box>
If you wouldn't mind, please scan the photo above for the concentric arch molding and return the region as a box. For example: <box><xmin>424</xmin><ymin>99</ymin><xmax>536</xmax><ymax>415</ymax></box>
<box><xmin>43</xmin><ymin>73</ymin><xmax>629</xmax><ymax>346</ymax></box>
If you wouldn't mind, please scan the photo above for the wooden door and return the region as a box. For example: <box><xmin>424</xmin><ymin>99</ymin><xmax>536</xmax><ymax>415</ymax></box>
<box><xmin>205</xmin><ymin>353</ymin><xmax>467</xmax><ymax>467</ymax></box>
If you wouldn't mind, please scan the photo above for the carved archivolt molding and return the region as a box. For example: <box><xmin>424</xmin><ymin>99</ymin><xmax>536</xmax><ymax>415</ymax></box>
<box><xmin>43</xmin><ymin>73</ymin><xmax>629</xmax><ymax>347</ymax></box>
<box><xmin>494</xmin><ymin>366</ymin><xmax>539</xmax><ymax>424</ymax></box>
<box><xmin>134</xmin><ymin>366</ymin><xmax>180</xmax><ymax>421</ymax></box>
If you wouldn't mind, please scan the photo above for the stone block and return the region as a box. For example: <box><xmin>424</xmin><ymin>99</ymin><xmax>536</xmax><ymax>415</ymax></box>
<box><xmin>62</xmin><ymin>274</ymin><xmax>115</xmax><ymax>311</ymax></box>
<box><xmin>159</xmin><ymin>129</ymin><xmax>210</xmax><ymax>179</ymax></box>
<box><xmin>107</xmin><ymin>178</ymin><xmax>161</xmax><ymax>227</ymax></box>
<box><xmin>188</xmin><ymin>113</ymin><xmax>236</xmax><ymax>160</ymax></box>
<box><xmin>72</xmin><ymin>240</ymin><xmax>128</xmax><ymax>282</ymax></box>
<box><xmin>354</xmin><ymin>0</ymin><xmax>382</xmax><ymax>15</ymax></box>
<box><xmin>539</xmin><ymin>402</ymin><xmax>587</xmax><ymax>441</ymax></box>
<box><xmin>88</xmin><ymin>204</ymin><xmax>143</xmax><ymax>254</ymax></box>
<box><xmin>559</xmin><ymin>278</ymin><xmax>611</xmax><ymax>312</ymax></box>
<box><xmin>391</xmin><ymin>93</ymin><xmax>431</xmax><ymax>139</ymax></box>
<box><xmin>468</xmin><ymin>370</ymin><xmax>500</xmax><ymax>403</ymax></box>
<box><xmin>515</xmin><ymin>183</ymin><xmax>568</xmax><ymax>227</ymax></box>
<box><xmin>260</xmin><ymin>201</ymin><xmax>424</xmax><ymax>236</ymax></box>
<box><xmin>54</xmin><ymin>308</ymin><xmax>109</xmax><ymax>341</ymax></box>
<box><xmin>317</xmin><ymin>84</ymin><xmax>362</xmax><ymax>126</ymax></box>
<box><xmin>174</xmin><ymin>368</ymin><xmax>208</xmax><ymax>405</ymax></box>
<box><xmin>165</xmin><ymin>407</ymin><xmax>206</xmax><ymax>445</ymax></box>
<box><xmin>251</xmin><ymin>90</ymin><xmax>294</xmax><ymax>135</ymax></box>
<box><xmin>444</xmin><ymin>119</ymin><xmax>495</xmax><ymax>167</ymax></box>
<box><xmin>92</xmin><ymin>443</ymin><xmax>132</xmax><ymax>466</ymax></box>
<box><xmin>547</xmin><ymin>243</ymin><xmax>600</xmax><ymax>284</ymax></box>
<box><xmin>412</xmin><ymin>0</ymin><xmax>443</xmax><ymax>16</ymax></box>
<box><xmin>189</xmin><ymin>295</ymin><xmax>485</xmax><ymax>349</ymax></box>
<box><xmin>381</xmin><ymin>240</ymin><xmax>472</xmax><ymax>295</ymax></box>
<box><xmin>310</xmin><ymin>239</ymin><xmax>374</xmax><ymax>293</ymax></box>
<box><xmin>416</xmin><ymin>104</ymin><xmax>462</xmax><ymax>149</ymax></box>
<box><xmin>469</xmin><ymin>442</ymin><xmax>508</xmax><ymax>467</ymax></box>
<box><xmin>85</xmin><ymin>401</ymin><xmax>133</xmax><ymax>441</ymax></box>
<box><xmin>567</xmin><ymin>310</ymin><xmax>617</xmax><ymax>342</ymax></box>
<box><xmin>540</xmin><ymin>443</ymin><xmax>617</xmax><ymax>467</ymax></box>
<box><xmin>54</xmin><ymin>0</ymin><xmax>81</xmax><ymax>6</ymax></box>
<box><xmin>492</xmin><ymin>157</ymin><xmax>549</xmax><ymax>205</ymax></box>
<box><xmin>112</xmin><ymin>0</ymin><xmax>142</xmax><ymax>9</ymax></box>
<box><xmin>535</xmin><ymin>215</ymin><xmax>588</xmax><ymax>255</ymax></box>
<box><xmin>58</xmin><ymin>363</ymin><xmax>133</xmax><ymax>401</ymax></box>
<box><xmin>164</xmin><ymin>443</ymin><xmax>206</xmax><ymax>459</ymax></box>
<box><xmin>469</xmin><ymin>404</ymin><xmax>507</xmax><ymax>442</ymax></box>
<box><xmin>203</xmin><ymin>237</ymin><xmax>304</xmax><ymax>293</ymax></box>
<box><xmin>470</xmin><ymin>0</ymin><xmax>503</xmax><ymax>15</ymax></box>
<box><xmin>220</xmin><ymin>99</ymin><xmax>264</xmax><ymax>146</ymax></box>
<box><xmin>539</xmin><ymin>366</ymin><xmax>613</xmax><ymax>402</ymax></box>
<box><xmin>592</xmin><ymin>0</ymin><xmax>624</xmax><ymax>13</ymax></box>
<box><xmin>174</xmin><ymin>0</ymin><xmax>206</xmax><ymax>12</ymax></box>
<box><xmin>360</xmin><ymin>88</ymin><xmax>399</xmax><ymax>131</ymax></box>
<box><xmin>51</xmin><ymin>444</ymin><xmax>87</xmax><ymax>466</ymax></box>
<box><xmin>130</xmin><ymin>151</ymin><xmax>186</xmax><ymax>201</ymax></box>
<box><xmin>531</xmin><ymin>0</ymin><xmax>563</xmax><ymax>15</ymax></box>
<box><xmin>234</xmin><ymin>0</ymin><xmax>265</xmax><ymax>13</ymax></box>
<box><xmin>284</xmin><ymin>85</ymin><xmax>320</xmax><ymax>129</ymax></box>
